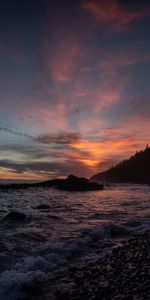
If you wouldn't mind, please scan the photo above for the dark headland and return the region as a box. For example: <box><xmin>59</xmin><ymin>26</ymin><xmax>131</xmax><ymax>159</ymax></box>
<box><xmin>91</xmin><ymin>146</ymin><xmax>150</xmax><ymax>184</ymax></box>
<box><xmin>0</xmin><ymin>174</ymin><xmax>104</xmax><ymax>191</ymax></box>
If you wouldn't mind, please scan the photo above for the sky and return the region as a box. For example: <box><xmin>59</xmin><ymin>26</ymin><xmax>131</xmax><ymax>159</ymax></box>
<box><xmin>0</xmin><ymin>0</ymin><xmax>150</xmax><ymax>181</ymax></box>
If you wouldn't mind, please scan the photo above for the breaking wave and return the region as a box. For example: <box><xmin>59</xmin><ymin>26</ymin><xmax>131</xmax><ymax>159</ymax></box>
<box><xmin>1</xmin><ymin>218</ymin><xmax>150</xmax><ymax>299</ymax></box>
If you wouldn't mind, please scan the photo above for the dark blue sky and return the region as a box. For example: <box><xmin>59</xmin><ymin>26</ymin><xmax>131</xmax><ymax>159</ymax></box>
<box><xmin>0</xmin><ymin>0</ymin><xmax>150</xmax><ymax>180</ymax></box>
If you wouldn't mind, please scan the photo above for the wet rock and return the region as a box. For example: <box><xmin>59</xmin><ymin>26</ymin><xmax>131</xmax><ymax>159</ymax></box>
<box><xmin>0</xmin><ymin>174</ymin><xmax>104</xmax><ymax>192</ymax></box>
<box><xmin>56</xmin><ymin>175</ymin><xmax>104</xmax><ymax>192</ymax></box>
<box><xmin>55</xmin><ymin>291</ymin><xmax>71</xmax><ymax>300</ymax></box>
<box><xmin>57</xmin><ymin>231</ymin><xmax>150</xmax><ymax>300</ymax></box>
<box><xmin>3</xmin><ymin>211</ymin><xmax>26</xmax><ymax>221</ymax></box>
<box><xmin>34</xmin><ymin>204</ymin><xmax>50</xmax><ymax>210</ymax></box>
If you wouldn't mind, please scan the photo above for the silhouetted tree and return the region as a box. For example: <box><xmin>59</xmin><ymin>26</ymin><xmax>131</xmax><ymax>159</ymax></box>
<box><xmin>91</xmin><ymin>147</ymin><xmax>150</xmax><ymax>184</ymax></box>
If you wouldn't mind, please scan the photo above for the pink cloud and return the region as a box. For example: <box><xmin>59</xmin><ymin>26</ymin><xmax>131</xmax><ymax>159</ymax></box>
<box><xmin>42</xmin><ymin>33</ymin><xmax>81</xmax><ymax>84</ymax></box>
<box><xmin>76</xmin><ymin>49</ymin><xmax>150</xmax><ymax>124</ymax></box>
<box><xmin>69</xmin><ymin>114</ymin><xmax>150</xmax><ymax>174</ymax></box>
<box><xmin>98</xmin><ymin>51</ymin><xmax>150</xmax><ymax>70</ymax></box>
<box><xmin>51</xmin><ymin>40</ymin><xmax>80</xmax><ymax>83</ymax></box>
<box><xmin>82</xmin><ymin>0</ymin><xmax>150</xmax><ymax>31</ymax></box>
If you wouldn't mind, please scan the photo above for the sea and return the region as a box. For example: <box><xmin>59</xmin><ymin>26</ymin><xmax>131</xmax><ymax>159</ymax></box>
<box><xmin>0</xmin><ymin>183</ymin><xmax>150</xmax><ymax>299</ymax></box>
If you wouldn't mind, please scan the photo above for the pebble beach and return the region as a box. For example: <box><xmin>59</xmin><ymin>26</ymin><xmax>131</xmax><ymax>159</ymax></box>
<box><xmin>1</xmin><ymin>185</ymin><xmax>150</xmax><ymax>300</ymax></box>
<box><xmin>55</xmin><ymin>232</ymin><xmax>150</xmax><ymax>300</ymax></box>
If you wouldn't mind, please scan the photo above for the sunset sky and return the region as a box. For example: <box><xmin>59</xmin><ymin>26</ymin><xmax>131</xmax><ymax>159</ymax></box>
<box><xmin>0</xmin><ymin>0</ymin><xmax>150</xmax><ymax>181</ymax></box>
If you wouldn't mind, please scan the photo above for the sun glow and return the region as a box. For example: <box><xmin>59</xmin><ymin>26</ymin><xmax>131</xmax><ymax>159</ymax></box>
<box><xmin>0</xmin><ymin>168</ymin><xmax>48</xmax><ymax>181</ymax></box>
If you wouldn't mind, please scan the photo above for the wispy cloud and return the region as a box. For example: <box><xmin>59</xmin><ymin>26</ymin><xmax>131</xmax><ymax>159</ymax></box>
<box><xmin>41</xmin><ymin>17</ymin><xmax>81</xmax><ymax>85</ymax></box>
<box><xmin>0</xmin><ymin>127</ymin><xmax>32</xmax><ymax>139</ymax></box>
<box><xmin>82</xmin><ymin>0</ymin><xmax>150</xmax><ymax>31</ymax></box>
<box><xmin>0</xmin><ymin>158</ymin><xmax>91</xmax><ymax>179</ymax></box>
<box><xmin>35</xmin><ymin>132</ymin><xmax>81</xmax><ymax>145</ymax></box>
<box><xmin>77</xmin><ymin>48</ymin><xmax>150</xmax><ymax>123</ymax></box>
<box><xmin>0</xmin><ymin>126</ymin><xmax>81</xmax><ymax>146</ymax></box>
<box><xmin>51</xmin><ymin>39</ymin><xmax>81</xmax><ymax>83</ymax></box>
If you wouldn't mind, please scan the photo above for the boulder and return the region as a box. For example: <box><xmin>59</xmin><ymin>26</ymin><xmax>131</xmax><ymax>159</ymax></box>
<box><xmin>3</xmin><ymin>211</ymin><xmax>26</xmax><ymax>221</ymax></box>
<box><xmin>55</xmin><ymin>175</ymin><xmax>104</xmax><ymax>191</ymax></box>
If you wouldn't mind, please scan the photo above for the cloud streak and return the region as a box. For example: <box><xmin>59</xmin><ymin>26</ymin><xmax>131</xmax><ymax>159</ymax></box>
<box><xmin>0</xmin><ymin>127</ymin><xmax>32</xmax><ymax>139</ymax></box>
<box><xmin>35</xmin><ymin>132</ymin><xmax>81</xmax><ymax>145</ymax></box>
<box><xmin>0</xmin><ymin>126</ymin><xmax>81</xmax><ymax>146</ymax></box>
<box><xmin>82</xmin><ymin>0</ymin><xmax>150</xmax><ymax>31</ymax></box>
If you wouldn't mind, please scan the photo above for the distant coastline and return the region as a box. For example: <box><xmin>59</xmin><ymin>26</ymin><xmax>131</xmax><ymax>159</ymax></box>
<box><xmin>0</xmin><ymin>179</ymin><xmax>39</xmax><ymax>184</ymax></box>
<box><xmin>0</xmin><ymin>175</ymin><xmax>104</xmax><ymax>191</ymax></box>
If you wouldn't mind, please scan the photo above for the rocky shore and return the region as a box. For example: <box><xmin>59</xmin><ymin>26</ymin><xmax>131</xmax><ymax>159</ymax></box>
<box><xmin>0</xmin><ymin>175</ymin><xmax>104</xmax><ymax>192</ymax></box>
<box><xmin>55</xmin><ymin>231</ymin><xmax>150</xmax><ymax>300</ymax></box>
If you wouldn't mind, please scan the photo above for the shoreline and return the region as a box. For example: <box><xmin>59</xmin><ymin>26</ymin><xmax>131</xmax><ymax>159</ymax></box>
<box><xmin>23</xmin><ymin>231</ymin><xmax>150</xmax><ymax>300</ymax></box>
<box><xmin>0</xmin><ymin>184</ymin><xmax>150</xmax><ymax>300</ymax></box>
<box><xmin>54</xmin><ymin>231</ymin><xmax>150</xmax><ymax>300</ymax></box>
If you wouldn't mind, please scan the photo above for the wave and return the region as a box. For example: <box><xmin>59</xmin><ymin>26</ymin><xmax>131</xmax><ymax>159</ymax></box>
<box><xmin>1</xmin><ymin>219</ymin><xmax>150</xmax><ymax>299</ymax></box>
<box><xmin>89</xmin><ymin>210</ymin><xmax>128</xmax><ymax>219</ymax></box>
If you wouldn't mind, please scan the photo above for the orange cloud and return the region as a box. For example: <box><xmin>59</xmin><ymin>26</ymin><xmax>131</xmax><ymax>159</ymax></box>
<box><xmin>61</xmin><ymin>149</ymin><xmax>100</xmax><ymax>173</ymax></box>
<box><xmin>69</xmin><ymin>114</ymin><xmax>150</xmax><ymax>173</ymax></box>
<box><xmin>70</xmin><ymin>137</ymin><xmax>144</xmax><ymax>173</ymax></box>
<box><xmin>1</xmin><ymin>114</ymin><xmax>149</xmax><ymax>180</ymax></box>
<box><xmin>82</xmin><ymin>0</ymin><xmax>150</xmax><ymax>31</ymax></box>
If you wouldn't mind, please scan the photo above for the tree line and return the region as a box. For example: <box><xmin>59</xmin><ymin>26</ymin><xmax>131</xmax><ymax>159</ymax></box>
<box><xmin>91</xmin><ymin>146</ymin><xmax>150</xmax><ymax>184</ymax></box>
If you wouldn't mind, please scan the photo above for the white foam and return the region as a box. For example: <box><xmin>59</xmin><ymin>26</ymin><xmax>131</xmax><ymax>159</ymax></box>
<box><xmin>0</xmin><ymin>270</ymin><xmax>44</xmax><ymax>300</ymax></box>
<box><xmin>1</xmin><ymin>219</ymin><xmax>150</xmax><ymax>299</ymax></box>
<box><xmin>0</xmin><ymin>237</ymin><xmax>92</xmax><ymax>299</ymax></box>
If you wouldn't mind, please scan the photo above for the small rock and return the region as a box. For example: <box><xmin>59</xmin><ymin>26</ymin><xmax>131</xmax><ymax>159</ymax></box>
<box><xmin>3</xmin><ymin>211</ymin><xmax>26</xmax><ymax>221</ymax></box>
<box><xmin>34</xmin><ymin>204</ymin><xmax>50</xmax><ymax>210</ymax></box>
<box><xmin>106</xmin><ymin>264</ymin><xmax>112</xmax><ymax>271</ymax></box>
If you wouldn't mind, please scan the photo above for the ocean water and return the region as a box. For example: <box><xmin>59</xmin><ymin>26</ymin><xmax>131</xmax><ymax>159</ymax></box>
<box><xmin>0</xmin><ymin>184</ymin><xmax>150</xmax><ymax>299</ymax></box>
